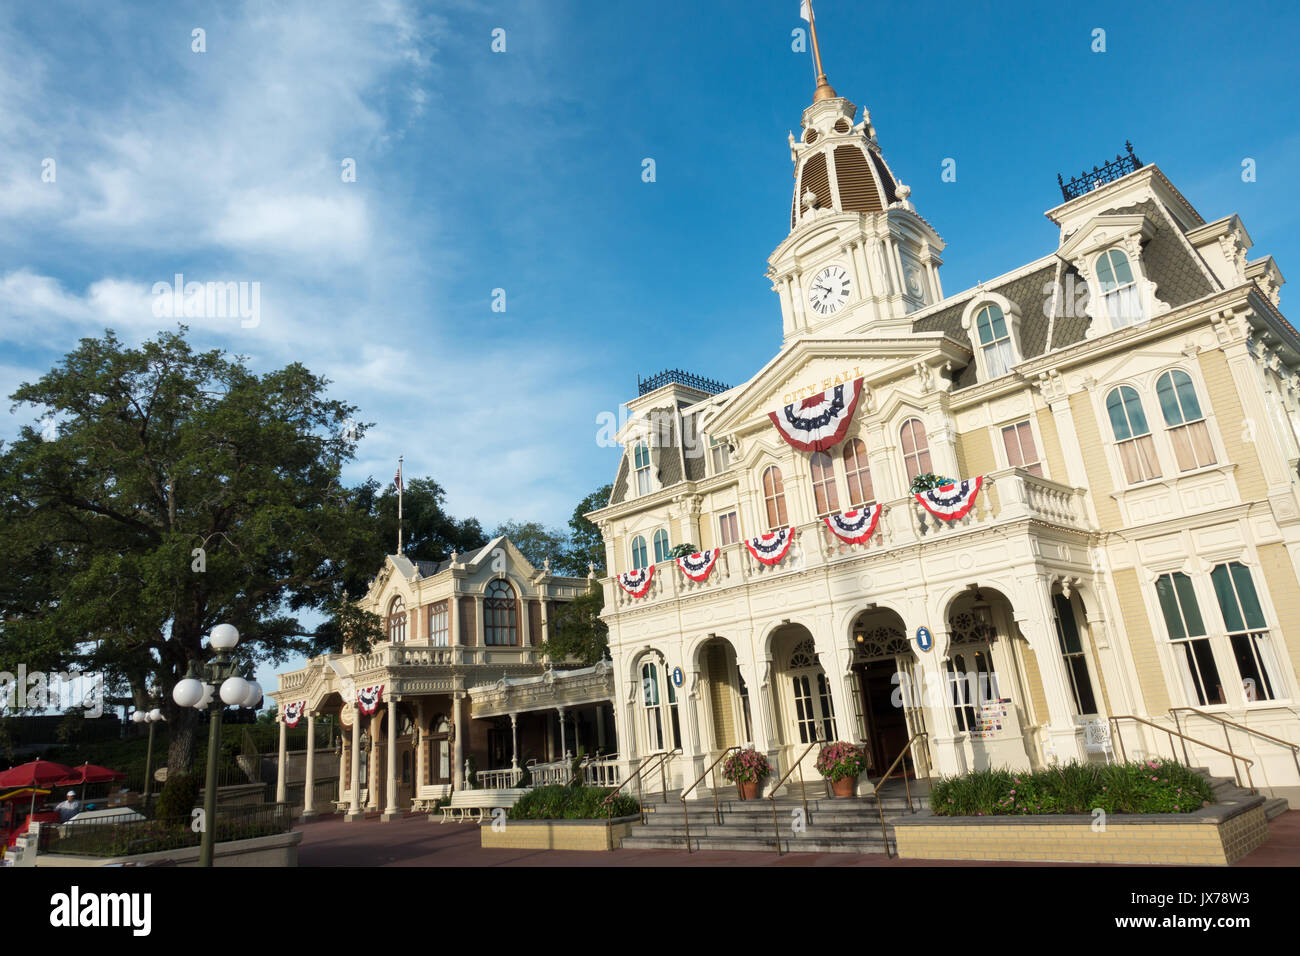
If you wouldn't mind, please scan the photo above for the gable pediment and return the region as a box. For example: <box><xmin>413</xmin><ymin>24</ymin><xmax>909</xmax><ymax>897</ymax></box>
<box><xmin>701</xmin><ymin>335</ymin><xmax>966</xmax><ymax>438</ymax></box>
<box><xmin>1058</xmin><ymin>212</ymin><xmax>1156</xmax><ymax>263</ymax></box>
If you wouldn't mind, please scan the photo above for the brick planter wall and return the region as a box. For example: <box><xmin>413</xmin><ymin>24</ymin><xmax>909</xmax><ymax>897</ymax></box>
<box><xmin>480</xmin><ymin>815</ymin><xmax>640</xmax><ymax>851</ymax></box>
<box><xmin>893</xmin><ymin>795</ymin><xmax>1268</xmax><ymax>865</ymax></box>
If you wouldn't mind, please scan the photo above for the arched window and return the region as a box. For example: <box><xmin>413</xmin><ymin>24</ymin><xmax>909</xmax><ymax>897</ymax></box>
<box><xmin>634</xmin><ymin>443</ymin><xmax>652</xmax><ymax>495</ymax></box>
<box><xmin>429</xmin><ymin>715</ymin><xmax>451</xmax><ymax>783</ymax></box>
<box><xmin>900</xmin><ymin>418</ymin><xmax>932</xmax><ymax>481</ymax></box>
<box><xmin>1096</xmin><ymin>248</ymin><xmax>1143</xmax><ymax>328</ymax></box>
<box><xmin>762</xmin><ymin>465</ymin><xmax>788</xmax><ymax>530</ymax></box>
<box><xmin>630</xmin><ymin>535</ymin><xmax>649</xmax><ymax>570</ymax></box>
<box><xmin>974</xmin><ymin>304</ymin><xmax>1016</xmax><ymax>377</ymax></box>
<box><xmin>484</xmin><ymin>579</ymin><xmax>518</xmax><ymax>646</ymax></box>
<box><xmin>842</xmin><ymin>438</ymin><xmax>875</xmax><ymax>507</ymax></box>
<box><xmin>653</xmin><ymin>529</ymin><xmax>671</xmax><ymax>563</ymax></box>
<box><xmin>639</xmin><ymin>659</ymin><xmax>680</xmax><ymax>752</ymax></box>
<box><xmin>1105</xmin><ymin>385</ymin><xmax>1161</xmax><ymax>483</ymax></box>
<box><xmin>787</xmin><ymin>639</ymin><xmax>836</xmax><ymax>744</ymax></box>
<box><xmin>810</xmin><ymin>452</ymin><xmax>839</xmax><ymax>517</ymax></box>
<box><xmin>427</xmin><ymin>600</ymin><xmax>449</xmax><ymax>647</ymax></box>
<box><xmin>1156</xmin><ymin>370</ymin><xmax>1216</xmax><ymax>471</ymax></box>
<box><xmin>386</xmin><ymin>596</ymin><xmax>406</xmax><ymax>644</ymax></box>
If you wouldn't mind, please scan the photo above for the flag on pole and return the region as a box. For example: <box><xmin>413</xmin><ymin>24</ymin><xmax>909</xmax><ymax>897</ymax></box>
<box><xmin>800</xmin><ymin>0</ymin><xmax>812</xmax><ymax>21</ymax></box>
<box><xmin>394</xmin><ymin>461</ymin><xmax>403</xmax><ymax>492</ymax></box>
<box><xmin>396</xmin><ymin>457</ymin><xmax>404</xmax><ymax>554</ymax></box>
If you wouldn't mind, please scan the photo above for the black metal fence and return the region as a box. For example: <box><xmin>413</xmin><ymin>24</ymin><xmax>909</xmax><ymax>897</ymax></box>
<box><xmin>39</xmin><ymin>803</ymin><xmax>293</xmax><ymax>858</ymax></box>
<box><xmin>1058</xmin><ymin>142</ymin><xmax>1143</xmax><ymax>201</ymax></box>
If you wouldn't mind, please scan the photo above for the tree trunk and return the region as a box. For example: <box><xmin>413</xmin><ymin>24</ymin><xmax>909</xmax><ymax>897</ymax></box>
<box><xmin>167</xmin><ymin>706</ymin><xmax>198</xmax><ymax>777</ymax></box>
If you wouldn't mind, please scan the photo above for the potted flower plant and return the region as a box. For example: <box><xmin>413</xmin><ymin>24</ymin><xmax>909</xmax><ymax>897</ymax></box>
<box><xmin>721</xmin><ymin>747</ymin><xmax>771</xmax><ymax>800</ymax></box>
<box><xmin>815</xmin><ymin>741</ymin><xmax>871</xmax><ymax>797</ymax></box>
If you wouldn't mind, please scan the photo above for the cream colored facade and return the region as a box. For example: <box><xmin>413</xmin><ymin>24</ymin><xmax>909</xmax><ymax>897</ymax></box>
<box><xmin>271</xmin><ymin>539</ymin><xmax>606</xmax><ymax>820</ymax></box>
<box><xmin>589</xmin><ymin>78</ymin><xmax>1300</xmax><ymax>804</ymax></box>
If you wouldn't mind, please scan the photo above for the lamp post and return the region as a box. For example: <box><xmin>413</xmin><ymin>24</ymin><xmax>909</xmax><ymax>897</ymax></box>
<box><xmin>171</xmin><ymin>624</ymin><xmax>262</xmax><ymax>867</ymax></box>
<box><xmin>131</xmin><ymin>706</ymin><xmax>166</xmax><ymax>811</ymax></box>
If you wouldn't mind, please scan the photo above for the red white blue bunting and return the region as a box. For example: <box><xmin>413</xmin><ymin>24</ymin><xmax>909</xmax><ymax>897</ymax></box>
<box><xmin>915</xmin><ymin>477</ymin><xmax>984</xmax><ymax>521</ymax></box>
<box><xmin>357</xmin><ymin>685</ymin><xmax>384</xmax><ymax>715</ymax></box>
<box><xmin>745</xmin><ymin>527</ymin><xmax>796</xmax><ymax>566</ymax></box>
<box><xmin>676</xmin><ymin>549</ymin><xmax>718</xmax><ymax>582</ymax></box>
<box><xmin>617</xmin><ymin>564</ymin><xmax>655</xmax><ymax>598</ymax></box>
<box><xmin>768</xmin><ymin>378</ymin><xmax>865</xmax><ymax>453</ymax></box>
<box><xmin>823</xmin><ymin>504</ymin><xmax>883</xmax><ymax>544</ymax></box>
<box><xmin>283</xmin><ymin>701</ymin><xmax>307</xmax><ymax>728</ymax></box>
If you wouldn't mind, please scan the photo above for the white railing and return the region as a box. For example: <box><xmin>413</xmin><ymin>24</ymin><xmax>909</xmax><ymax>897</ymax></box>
<box><xmin>528</xmin><ymin>760</ymin><xmax>573</xmax><ymax>787</ymax></box>
<box><xmin>609</xmin><ymin>469</ymin><xmax>1090</xmax><ymax>612</ymax></box>
<box><xmin>476</xmin><ymin>768</ymin><xmax>523</xmax><ymax>789</ymax></box>
<box><xmin>581</xmin><ymin>754</ymin><xmax>623</xmax><ymax>788</ymax></box>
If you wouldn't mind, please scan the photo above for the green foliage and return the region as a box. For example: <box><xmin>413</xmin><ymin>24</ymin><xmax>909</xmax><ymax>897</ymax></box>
<box><xmin>49</xmin><ymin>806</ymin><xmax>289</xmax><ymax>857</ymax></box>
<box><xmin>668</xmin><ymin>543</ymin><xmax>696</xmax><ymax>559</ymax></box>
<box><xmin>154</xmin><ymin>772</ymin><xmax>200</xmax><ymax>824</ymax></box>
<box><xmin>507</xmin><ymin>785</ymin><xmax>637</xmax><ymax>820</ymax></box>
<box><xmin>490</xmin><ymin>520</ymin><xmax>569</xmax><ymax>573</ymax></box>
<box><xmin>722</xmin><ymin>747</ymin><xmax>771</xmax><ymax>783</ymax></box>
<box><xmin>909</xmin><ymin>473</ymin><xmax>956</xmax><ymax>494</ymax></box>
<box><xmin>565</xmin><ymin>483</ymin><xmax>612</xmax><ymax>576</ymax></box>
<box><xmin>0</xmin><ymin>328</ymin><xmax>389</xmax><ymax>772</ymax></box>
<box><xmin>539</xmin><ymin>585</ymin><xmax>609</xmax><ymax>666</ymax></box>
<box><xmin>814</xmin><ymin>742</ymin><xmax>871</xmax><ymax>782</ymax></box>
<box><xmin>930</xmin><ymin>760</ymin><xmax>1214</xmax><ymax>816</ymax></box>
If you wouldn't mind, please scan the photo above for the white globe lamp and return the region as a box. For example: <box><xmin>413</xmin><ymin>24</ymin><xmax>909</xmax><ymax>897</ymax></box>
<box><xmin>209</xmin><ymin>624</ymin><xmax>240</xmax><ymax>650</ymax></box>
<box><xmin>220</xmin><ymin>676</ymin><xmax>250</xmax><ymax>706</ymax></box>
<box><xmin>172</xmin><ymin>678</ymin><xmax>206</xmax><ymax>709</ymax></box>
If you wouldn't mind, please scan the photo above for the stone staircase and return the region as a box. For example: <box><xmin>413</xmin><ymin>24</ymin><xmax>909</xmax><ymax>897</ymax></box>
<box><xmin>1192</xmin><ymin>767</ymin><xmax>1290</xmax><ymax>821</ymax></box>
<box><xmin>618</xmin><ymin>781</ymin><xmax>927</xmax><ymax>855</ymax></box>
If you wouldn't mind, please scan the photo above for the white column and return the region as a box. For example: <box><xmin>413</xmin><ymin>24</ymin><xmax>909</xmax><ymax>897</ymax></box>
<box><xmin>449</xmin><ymin>594</ymin><xmax>461</xmax><ymax>647</ymax></box>
<box><xmin>275</xmin><ymin>715</ymin><xmax>288</xmax><ymax>803</ymax></box>
<box><xmin>452</xmin><ymin>694</ymin><xmax>465</xmax><ymax>790</ymax></box>
<box><xmin>510</xmin><ymin>713</ymin><xmax>519</xmax><ymax>769</ymax></box>
<box><xmin>920</xmin><ymin>633</ymin><xmax>966</xmax><ymax>776</ymax></box>
<box><xmin>1016</xmin><ymin>575</ymin><xmax>1086</xmax><ymax>763</ymax></box>
<box><xmin>558</xmin><ymin>707</ymin><xmax>568</xmax><ymax>758</ymax></box>
<box><xmin>415</xmin><ymin>699</ymin><xmax>426</xmax><ymax>799</ymax></box>
<box><xmin>475</xmin><ymin>595</ymin><xmax>485</xmax><ymax>646</ymax></box>
<box><xmin>382</xmin><ymin>699</ymin><xmax>399</xmax><ymax>821</ymax></box>
<box><xmin>302</xmin><ymin>712</ymin><xmax>317</xmax><ymax>819</ymax></box>
<box><xmin>347</xmin><ymin>711</ymin><xmax>361</xmax><ymax>821</ymax></box>
<box><xmin>595</xmin><ymin>705</ymin><xmax>607</xmax><ymax>751</ymax></box>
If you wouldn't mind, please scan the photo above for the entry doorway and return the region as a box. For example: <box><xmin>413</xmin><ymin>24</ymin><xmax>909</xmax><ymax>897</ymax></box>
<box><xmin>856</xmin><ymin>658</ymin><xmax>910</xmax><ymax>775</ymax></box>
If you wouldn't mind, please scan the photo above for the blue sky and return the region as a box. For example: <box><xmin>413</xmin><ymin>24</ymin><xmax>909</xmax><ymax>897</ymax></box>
<box><xmin>1</xmin><ymin>1</ymin><xmax>1297</xmax><ymax>690</ymax></box>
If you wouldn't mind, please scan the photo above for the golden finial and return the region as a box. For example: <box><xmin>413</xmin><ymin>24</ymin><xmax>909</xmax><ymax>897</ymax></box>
<box><xmin>803</xmin><ymin>0</ymin><xmax>838</xmax><ymax>101</ymax></box>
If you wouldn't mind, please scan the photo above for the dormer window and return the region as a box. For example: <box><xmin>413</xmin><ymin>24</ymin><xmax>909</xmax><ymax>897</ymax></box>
<box><xmin>709</xmin><ymin>436</ymin><xmax>731</xmax><ymax>474</ymax></box>
<box><xmin>975</xmin><ymin>304</ymin><xmax>1017</xmax><ymax>377</ymax></box>
<box><xmin>1096</xmin><ymin>248</ymin><xmax>1144</xmax><ymax>328</ymax></box>
<box><xmin>634</xmin><ymin>442</ymin><xmax>652</xmax><ymax>495</ymax></box>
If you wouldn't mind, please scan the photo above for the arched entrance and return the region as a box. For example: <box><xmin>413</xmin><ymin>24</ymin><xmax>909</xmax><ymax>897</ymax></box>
<box><xmin>771</xmin><ymin>624</ymin><xmax>837</xmax><ymax>779</ymax></box>
<box><xmin>426</xmin><ymin>713</ymin><xmax>452</xmax><ymax>786</ymax></box>
<box><xmin>849</xmin><ymin>608</ymin><xmax>925</xmax><ymax>776</ymax></box>
<box><xmin>945</xmin><ymin>586</ymin><xmax>1032</xmax><ymax>771</ymax></box>
<box><xmin>697</xmin><ymin>637</ymin><xmax>750</xmax><ymax>757</ymax></box>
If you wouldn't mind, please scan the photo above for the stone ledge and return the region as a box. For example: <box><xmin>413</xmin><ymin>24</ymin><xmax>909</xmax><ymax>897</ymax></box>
<box><xmin>480</xmin><ymin>815</ymin><xmax>640</xmax><ymax>851</ymax></box>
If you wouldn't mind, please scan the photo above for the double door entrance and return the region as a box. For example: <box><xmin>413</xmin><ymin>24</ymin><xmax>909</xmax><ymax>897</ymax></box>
<box><xmin>855</xmin><ymin>657</ymin><xmax>925</xmax><ymax>777</ymax></box>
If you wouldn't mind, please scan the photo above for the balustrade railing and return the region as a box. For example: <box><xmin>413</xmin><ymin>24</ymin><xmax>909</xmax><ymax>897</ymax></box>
<box><xmin>610</xmin><ymin>469</ymin><xmax>1088</xmax><ymax>612</ymax></box>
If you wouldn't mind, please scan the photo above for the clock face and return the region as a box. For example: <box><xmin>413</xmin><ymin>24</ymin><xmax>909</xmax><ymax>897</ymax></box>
<box><xmin>808</xmin><ymin>264</ymin><xmax>851</xmax><ymax>317</ymax></box>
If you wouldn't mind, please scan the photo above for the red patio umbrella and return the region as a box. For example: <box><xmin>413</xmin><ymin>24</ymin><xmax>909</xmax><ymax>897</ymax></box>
<box><xmin>0</xmin><ymin>760</ymin><xmax>74</xmax><ymax>817</ymax></box>
<box><xmin>58</xmin><ymin>763</ymin><xmax>128</xmax><ymax>806</ymax></box>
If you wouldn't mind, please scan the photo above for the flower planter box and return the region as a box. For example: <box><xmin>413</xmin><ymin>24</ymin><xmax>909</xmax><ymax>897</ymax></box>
<box><xmin>892</xmin><ymin>795</ymin><xmax>1268</xmax><ymax>866</ymax></box>
<box><xmin>479</xmin><ymin>815</ymin><xmax>641</xmax><ymax>852</ymax></box>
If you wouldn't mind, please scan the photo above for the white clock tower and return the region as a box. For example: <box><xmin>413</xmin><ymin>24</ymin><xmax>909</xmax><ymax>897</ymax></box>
<box><xmin>767</xmin><ymin>25</ymin><xmax>945</xmax><ymax>343</ymax></box>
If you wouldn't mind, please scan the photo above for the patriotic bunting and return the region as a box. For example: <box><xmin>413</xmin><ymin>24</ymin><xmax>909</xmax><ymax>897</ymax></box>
<box><xmin>616</xmin><ymin>564</ymin><xmax>655</xmax><ymax>598</ymax></box>
<box><xmin>915</xmin><ymin>476</ymin><xmax>984</xmax><ymax>521</ymax></box>
<box><xmin>357</xmin><ymin>685</ymin><xmax>384</xmax><ymax>715</ymax></box>
<box><xmin>283</xmin><ymin>701</ymin><xmax>307</xmax><ymax>728</ymax></box>
<box><xmin>745</xmin><ymin>527</ymin><xmax>796</xmax><ymax>566</ymax></box>
<box><xmin>823</xmin><ymin>504</ymin><xmax>883</xmax><ymax>544</ymax></box>
<box><xmin>676</xmin><ymin>549</ymin><xmax>719</xmax><ymax>583</ymax></box>
<box><xmin>768</xmin><ymin>378</ymin><xmax>865</xmax><ymax>453</ymax></box>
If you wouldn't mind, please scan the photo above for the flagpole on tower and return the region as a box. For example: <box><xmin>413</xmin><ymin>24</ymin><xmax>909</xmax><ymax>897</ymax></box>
<box><xmin>799</xmin><ymin>0</ymin><xmax>838</xmax><ymax>102</ymax></box>
<box><xmin>396</xmin><ymin>456</ymin><xmax>404</xmax><ymax>555</ymax></box>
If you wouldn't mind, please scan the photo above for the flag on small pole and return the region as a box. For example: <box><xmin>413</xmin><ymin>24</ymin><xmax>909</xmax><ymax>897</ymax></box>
<box><xmin>396</xmin><ymin>457</ymin><xmax>404</xmax><ymax>554</ymax></box>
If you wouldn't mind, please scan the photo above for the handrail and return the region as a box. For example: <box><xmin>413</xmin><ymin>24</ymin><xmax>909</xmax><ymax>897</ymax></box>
<box><xmin>680</xmin><ymin>747</ymin><xmax>742</xmax><ymax>854</ymax></box>
<box><xmin>870</xmin><ymin>732</ymin><xmax>928</xmax><ymax>859</ymax></box>
<box><xmin>603</xmin><ymin>750</ymin><xmax>675</xmax><ymax>826</ymax></box>
<box><xmin>1109</xmin><ymin>715</ymin><xmax>1255</xmax><ymax>791</ymax></box>
<box><xmin>1170</xmin><ymin>706</ymin><xmax>1300</xmax><ymax>772</ymax></box>
<box><xmin>767</xmin><ymin>737</ymin><xmax>822</xmax><ymax>855</ymax></box>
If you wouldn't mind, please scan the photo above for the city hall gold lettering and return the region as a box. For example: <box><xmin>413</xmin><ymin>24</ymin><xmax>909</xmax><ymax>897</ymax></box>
<box><xmin>782</xmin><ymin>366</ymin><xmax>863</xmax><ymax>405</ymax></box>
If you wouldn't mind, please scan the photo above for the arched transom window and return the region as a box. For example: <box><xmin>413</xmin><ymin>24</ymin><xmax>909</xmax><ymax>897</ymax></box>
<box><xmin>1096</xmin><ymin>247</ymin><xmax>1143</xmax><ymax>328</ymax></box>
<box><xmin>762</xmin><ymin>465</ymin><xmax>788</xmax><ymax>530</ymax></box>
<box><xmin>810</xmin><ymin>451</ymin><xmax>839</xmax><ymax>517</ymax></box>
<box><xmin>1106</xmin><ymin>385</ymin><xmax>1161</xmax><ymax>484</ymax></box>
<box><xmin>842</xmin><ymin>438</ymin><xmax>875</xmax><ymax>507</ymax></box>
<box><xmin>387</xmin><ymin>596</ymin><xmax>406</xmax><ymax>644</ymax></box>
<box><xmin>484</xmin><ymin>579</ymin><xmax>518</xmax><ymax>646</ymax></box>
<box><xmin>900</xmin><ymin>418</ymin><xmax>932</xmax><ymax>481</ymax></box>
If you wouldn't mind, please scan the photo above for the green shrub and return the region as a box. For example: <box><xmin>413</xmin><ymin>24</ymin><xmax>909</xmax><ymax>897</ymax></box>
<box><xmin>930</xmin><ymin>759</ymin><xmax>1214</xmax><ymax>816</ymax></box>
<box><xmin>153</xmin><ymin>772</ymin><xmax>200</xmax><ymax>823</ymax></box>
<box><xmin>507</xmin><ymin>785</ymin><xmax>638</xmax><ymax>820</ymax></box>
